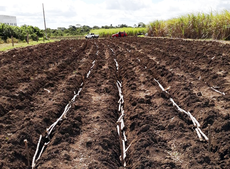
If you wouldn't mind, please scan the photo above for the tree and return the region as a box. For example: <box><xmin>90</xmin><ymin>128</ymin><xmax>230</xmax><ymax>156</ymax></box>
<box><xmin>110</xmin><ymin>24</ymin><xmax>114</xmax><ymax>28</ymax></box>
<box><xmin>0</xmin><ymin>23</ymin><xmax>43</xmax><ymax>41</ymax></box>
<box><xmin>69</xmin><ymin>25</ymin><xmax>77</xmax><ymax>31</ymax></box>
<box><xmin>33</xmin><ymin>26</ymin><xmax>43</xmax><ymax>37</ymax></box>
<box><xmin>118</xmin><ymin>24</ymin><xmax>128</xmax><ymax>28</ymax></box>
<box><xmin>82</xmin><ymin>25</ymin><xmax>91</xmax><ymax>33</ymax></box>
<box><xmin>45</xmin><ymin>28</ymin><xmax>52</xmax><ymax>38</ymax></box>
<box><xmin>138</xmin><ymin>22</ymin><xmax>146</xmax><ymax>28</ymax></box>
<box><xmin>53</xmin><ymin>29</ymin><xmax>64</xmax><ymax>36</ymax></box>
<box><xmin>1</xmin><ymin>24</ymin><xmax>13</xmax><ymax>40</ymax></box>
<box><xmin>93</xmin><ymin>26</ymin><xmax>100</xmax><ymax>29</ymax></box>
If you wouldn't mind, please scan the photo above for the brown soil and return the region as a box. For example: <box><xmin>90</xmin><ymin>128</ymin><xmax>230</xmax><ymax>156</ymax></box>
<box><xmin>0</xmin><ymin>37</ymin><xmax>229</xmax><ymax>169</ymax></box>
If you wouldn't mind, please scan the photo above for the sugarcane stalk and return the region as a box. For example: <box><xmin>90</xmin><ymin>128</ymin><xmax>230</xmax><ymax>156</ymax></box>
<box><xmin>120</xmin><ymin>119</ymin><xmax>125</xmax><ymax>130</ymax></box>
<box><xmin>198</xmin><ymin>128</ymin><xmax>208</xmax><ymax>141</ymax></box>
<box><xmin>195</xmin><ymin>128</ymin><xmax>203</xmax><ymax>141</ymax></box>
<box><xmin>117</xmin><ymin>114</ymin><xmax>124</xmax><ymax>123</ymax></box>
<box><xmin>44</xmin><ymin>88</ymin><xmax>51</xmax><ymax>93</ymax></box>
<box><xmin>154</xmin><ymin>78</ymin><xmax>169</xmax><ymax>93</ymax></box>
<box><xmin>210</xmin><ymin>87</ymin><xmax>225</xmax><ymax>95</ymax></box>
<box><xmin>36</xmin><ymin>142</ymin><xmax>50</xmax><ymax>162</ymax></box>
<box><xmin>32</xmin><ymin>135</ymin><xmax>42</xmax><ymax>169</ymax></box>
<box><xmin>123</xmin><ymin>131</ymin><xmax>127</xmax><ymax>142</ymax></box>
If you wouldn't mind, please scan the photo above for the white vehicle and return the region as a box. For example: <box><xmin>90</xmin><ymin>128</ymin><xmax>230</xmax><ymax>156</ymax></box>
<box><xmin>85</xmin><ymin>33</ymin><xmax>99</xmax><ymax>39</ymax></box>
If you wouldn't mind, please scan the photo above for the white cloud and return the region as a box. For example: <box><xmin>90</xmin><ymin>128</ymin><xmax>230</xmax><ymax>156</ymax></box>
<box><xmin>105</xmin><ymin>0</ymin><xmax>152</xmax><ymax>11</ymax></box>
<box><xmin>0</xmin><ymin>6</ymin><xmax>6</xmax><ymax>11</ymax></box>
<box><xmin>0</xmin><ymin>0</ymin><xmax>229</xmax><ymax>29</ymax></box>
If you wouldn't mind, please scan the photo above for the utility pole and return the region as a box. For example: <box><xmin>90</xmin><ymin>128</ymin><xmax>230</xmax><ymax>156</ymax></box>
<box><xmin>42</xmin><ymin>3</ymin><xmax>47</xmax><ymax>39</ymax></box>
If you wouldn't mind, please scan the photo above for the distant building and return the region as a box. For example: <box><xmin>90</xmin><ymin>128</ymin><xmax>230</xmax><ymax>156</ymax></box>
<box><xmin>0</xmin><ymin>15</ymin><xmax>17</xmax><ymax>26</ymax></box>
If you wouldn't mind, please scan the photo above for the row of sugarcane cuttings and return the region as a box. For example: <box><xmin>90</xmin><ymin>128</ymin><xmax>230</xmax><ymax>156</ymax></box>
<box><xmin>31</xmin><ymin>49</ymin><xmax>97</xmax><ymax>168</ymax></box>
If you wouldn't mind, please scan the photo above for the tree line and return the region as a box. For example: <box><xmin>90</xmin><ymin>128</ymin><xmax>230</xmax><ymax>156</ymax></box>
<box><xmin>0</xmin><ymin>23</ymin><xmax>43</xmax><ymax>42</ymax></box>
<box><xmin>49</xmin><ymin>22</ymin><xmax>146</xmax><ymax>36</ymax></box>
<box><xmin>0</xmin><ymin>22</ymin><xmax>146</xmax><ymax>42</ymax></box>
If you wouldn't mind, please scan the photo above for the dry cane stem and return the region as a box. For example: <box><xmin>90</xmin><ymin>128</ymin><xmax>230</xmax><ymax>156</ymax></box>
<box><xmin>195</xmin><ymin>128</ymin><xmax>203</xmax><ymax>141</ymax></box>
<box><xmin>198</xmin><ymin>128</ymin><xmax>208</xmax><ymax>141</ymax></box>
<box><xmin>31</xmin><ymin>62</ymin><xmax>91</xmax><ymax>168</ymax></box>
<box><xmin>155</xmin><ymin>74</ymin><xmax>210</xmax><ymax>142</ymax></box>
<box><xmin>32</xmin><ymin>135</ymin><xmax>42</xmax><ymax>169</ymax></box>
<box><xmin>118</xmin><ymin>122</ymin><xmax>124</xmax><ymax>166</ymax></box>
<box><xmin>154</xmin><ymin>78</ymin><xmax>168</xmax><ymax>93</ymax></box>
<box><xmin>122</xmin><ymin>140</ymin><xmax>126</xmax><ymax>161</ymax></box>
<box><xmin>210</xmin><ymin>87</ymin><xmax>225</xmax><ymax>95</ymax></box>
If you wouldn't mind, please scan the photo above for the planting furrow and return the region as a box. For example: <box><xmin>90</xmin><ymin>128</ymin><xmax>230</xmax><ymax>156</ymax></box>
<box><xmin>0</xmin><ymin>40</ymin><xmax>87</xmax><ymax>118</ymax></box>
<box><xmin>106</xmin><ymin>40</ymin><xmax>184</xmax><ymax>167</ymax></box>
<box><xmin>37</xmin><ymin>41</ymin><xmax>121</xmax><ymax>169</ymax></box>
<box><xmin>128</xmin><ymin>37</ymin><xmax>230</xmax><ymax>90</ymax></box>
<box><xmin>121</xmin><ymin>38</ymin><xmax>229</xmax><ymax>116</ymax></box>
<box><xmin>0</xmin><ymin>40</ymin><xmax>85</xmax><ymax>67</ymax></box>
<box><xmin>117</xmin><ymin>38</ymin><xmax>230</xmax><ymax>168</ymax></box>
<box><xmin>31</xmin><ymin>43</ymin><xmax>97</xmax><ymax>168</ymax></box>
<box><xmin>113</xmin><ymin>48</ymin><xmax>184</xmax><ymax>168</ymax></box>
<box><xmin>106</xmin><ymin>43</ymin><xmax>131</xmax><ymax>167</ymax></box>
<box><xmin>0</xmin><ymin>40</ymin><xmax>92</xmax><ymax>169</ymax></box>
<box><xmin>0</xmin><ymin>41</ymin><xmax>89</xmax><ymax>135</ymax></box>
<box><xmin>0</xmin><ymin>40</ymin><xmax>85</xmax><ymax>91</ymax></box>
<box><xmin>125</xmin><ymin>39</ymin><xmax>228</xmax><ymax>120</ymax></box>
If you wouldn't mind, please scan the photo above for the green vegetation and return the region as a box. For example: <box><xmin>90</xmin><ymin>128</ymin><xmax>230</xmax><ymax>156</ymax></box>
<box><xmin>51</xmin><ymin>23</ymin><xmax>146</xmax><ymax>38</ymax></box>
<box><xmin>0</xmin><ymin>23</ymin><xmax>89</xmax><ymax>43</ymax></box>
<box><xmin>90</xmin><ymin>27</ymin><xmax>147</xmax><ymax>37</ymax></box>
<box><xmin>47</xmin><ymin>25</ymin><xmax>92</xmax><ymax>37</ymax></box>
<box><xmin>0</xmin><ymin>23</ymin><xmax>58</xmax><ymax>51</ymax></box>
<box><xmin>147</xmin><ymin>10</ymin><xmax>230</xmax><ymax>40</ymax></box>
<box><xmin>0</xmin><ymin>23</ymin><xmax>43</xmax><ymax>41</ymax></box>
<box><xmin>0</xmin><ymin>39</ymin><xmax>55</xmax><ymax>52</ymax></box>
<box><xmin>0</xmin><ymin>22</ymin><xmax>147</xmax><ymax>44</ymax></box>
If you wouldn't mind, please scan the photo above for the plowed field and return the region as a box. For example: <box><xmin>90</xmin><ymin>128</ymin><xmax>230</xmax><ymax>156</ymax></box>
<box><xmin>0</xmin><ymin>37</ymin><xmax>230</xmax><ymax>169</ymax></box>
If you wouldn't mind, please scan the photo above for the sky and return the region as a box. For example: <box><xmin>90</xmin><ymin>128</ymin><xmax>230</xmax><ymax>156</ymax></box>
<box><xmin>0</xmin><ymin>0</ymin><xmax>230</xmax><ymax>29</ymax></box>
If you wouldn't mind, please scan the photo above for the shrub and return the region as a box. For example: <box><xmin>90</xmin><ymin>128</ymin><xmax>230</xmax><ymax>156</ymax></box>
<box><xmin>6</xmin><ymin>38</ymin><xmax>11</xmax><ymax>43</ymax></box>
<box><xmin>13</xmin><ymin>38</ymin><xmax>19</xmax><ymax>43</ymax></box>
<box><xmin>6</xmin><ymin>37</ymin><xmax>19</xmax><ymax>43</ymax></box>
<box><xmin>30</xmin><ymin>33</ymin><xmax>38</xmax><ymax>41</ymax></box>
<box><xmin>0</xmin><ymin>39</ymin><xmax>4</xmax><ymax>44</ymax></box>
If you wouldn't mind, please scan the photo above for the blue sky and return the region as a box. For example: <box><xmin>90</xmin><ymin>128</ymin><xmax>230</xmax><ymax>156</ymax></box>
<box><xmin>0</xmin><ymin>0</ymin><xmax>229</xmax><ymax>29</ymax></box>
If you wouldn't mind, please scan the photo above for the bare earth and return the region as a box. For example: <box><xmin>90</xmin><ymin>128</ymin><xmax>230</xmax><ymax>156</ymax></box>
<box><xmin>0</xmin><ymin>37</ymin><xmax>230</xmax><ymax>169</ymax></box>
